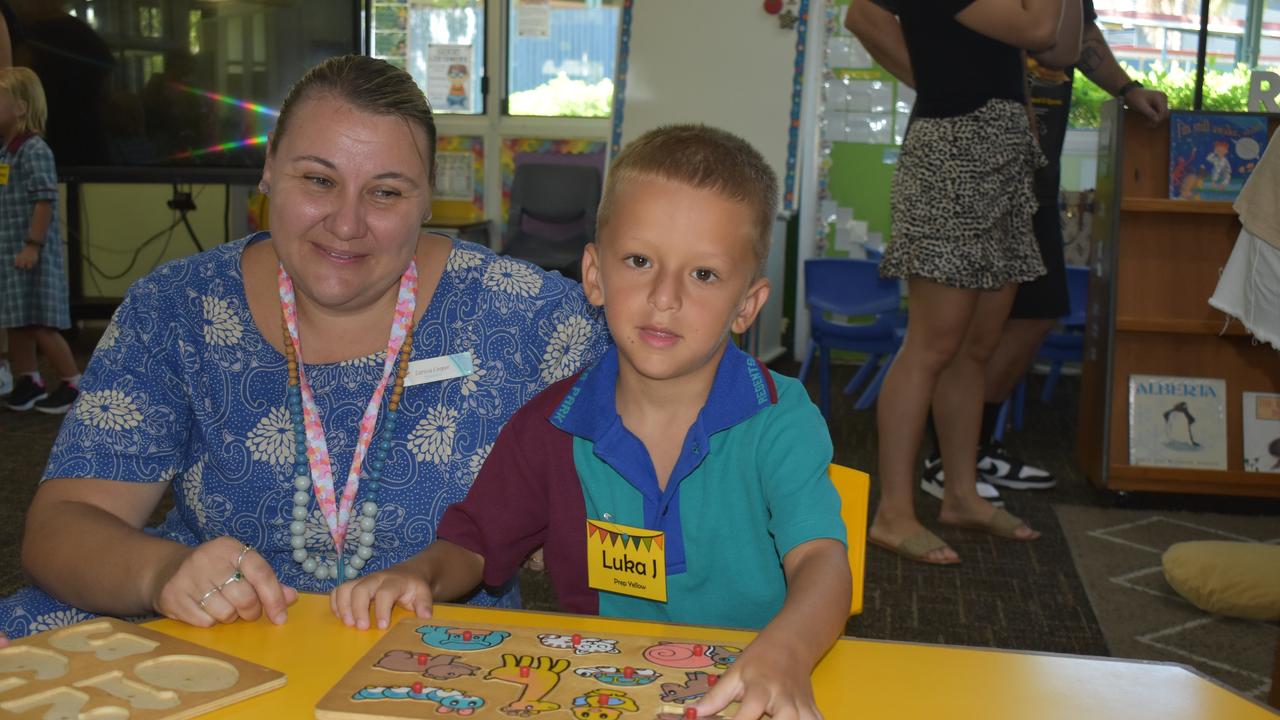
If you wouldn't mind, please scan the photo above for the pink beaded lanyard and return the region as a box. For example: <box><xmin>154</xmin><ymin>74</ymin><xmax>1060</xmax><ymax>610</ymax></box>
<box><xmin>277</xmin><ymin>260</ymin><xmax>418</xmax><ymax>557</ymax></box>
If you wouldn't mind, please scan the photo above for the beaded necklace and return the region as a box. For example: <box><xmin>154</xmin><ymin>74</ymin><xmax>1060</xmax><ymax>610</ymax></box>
<box><xmin>278</xmin><ymin>261</ymin><xmax>417</xmax><ymax>583</ymax></box>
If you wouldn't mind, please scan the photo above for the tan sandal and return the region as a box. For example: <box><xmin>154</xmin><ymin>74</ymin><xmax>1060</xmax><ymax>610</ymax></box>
<box><xmin>869</xmin><ymin>528</ymin><xmax>961</xmax><ymax>565</ymax></box>
<box><xmin>942</xmin><ymin>507</ymin><xmax>1039</xmax><ymax>540</ymax></box>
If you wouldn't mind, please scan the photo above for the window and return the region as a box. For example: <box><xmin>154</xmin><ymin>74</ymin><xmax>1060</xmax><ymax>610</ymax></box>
<box><xmin>505</xmin><ymin>0</ymin><xmax>621</xmax><ymax>117</ymax></box>
<box><xmin>372</xmin><ymin>0</ymin><xmax>487</xmax><ymax>115</ymax></box>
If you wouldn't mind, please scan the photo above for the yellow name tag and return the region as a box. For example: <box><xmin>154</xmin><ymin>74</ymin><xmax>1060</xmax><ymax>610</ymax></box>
<box><xmin>586</xmin><ymin>519</ymin><xmax>667</xmax><ymax>603</ymax></box>
<box><xmin>0</xmin><ymin>164</ymin><xmax>9</xmax><ymax>185</ymax></box>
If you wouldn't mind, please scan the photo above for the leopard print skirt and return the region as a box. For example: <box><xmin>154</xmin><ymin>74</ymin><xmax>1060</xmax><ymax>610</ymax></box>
<box><xmin>880</xmin><ymin>99</ymin><xmax>1048</xmax><ymax>290</ymax></box>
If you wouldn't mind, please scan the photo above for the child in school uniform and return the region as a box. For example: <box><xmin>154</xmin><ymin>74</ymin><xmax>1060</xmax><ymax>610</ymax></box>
<box><xmin>333</xmin><ymin>124</ymin><xmax>852</xmax><ymax>720</ymax></box>
<box><xmin>0</xmin><ymin>67</ymin><xmax>80</xmax><ymax>414</ymax></box>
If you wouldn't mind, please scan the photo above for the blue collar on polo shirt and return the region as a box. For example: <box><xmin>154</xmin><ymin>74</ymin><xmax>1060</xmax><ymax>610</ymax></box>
<box><xmin>549</xmin><ymin>342</ymin><xmax>778</xmax><ymax>573</ymax></box>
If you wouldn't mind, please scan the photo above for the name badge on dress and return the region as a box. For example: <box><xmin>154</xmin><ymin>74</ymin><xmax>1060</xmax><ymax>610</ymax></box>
<box><xmin>586</xmin><ymin>519</ymin><xmax>667</xmax><ymax>603</ymax></box>
<box><xmin>0</xmin><ymin>164</ymin><xmax>9</xmax><ymax>185</ymax></box>
<box><xmin>404</xmin><ymin>351</ymin><xmax>473</xmax><ymax>387</ymax></box>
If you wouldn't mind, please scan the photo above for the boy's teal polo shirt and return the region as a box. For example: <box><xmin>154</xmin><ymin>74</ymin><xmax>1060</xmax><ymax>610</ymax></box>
<box><xmin>549</xmin><ymin>343</ymin><xmax>845</xmax><ymax>630</ymax></box>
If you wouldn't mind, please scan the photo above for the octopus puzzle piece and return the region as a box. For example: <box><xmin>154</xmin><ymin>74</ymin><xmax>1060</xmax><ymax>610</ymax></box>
<box><xmin>538</xmin><ymin>633</ymin><xmax>621</xmax><ymax>655</ymax></box>
<box><xmin>573</xmin><ymin>665</ymin><xmax>661</xmax><ymax>686</ymax></box>
<box><xmin>658</xmin><ymin>671</ymin><xmax>718</xmax><ymax>704</ymax></box>
<box><xmin>351</xmin><ymin>684</ymin><xmax>486</xmax><ymax>715</ymax></box>
<box><xmin>484</xmin><ymin>654</ymin><xmax>570</xmax><ymax>716</ymax></box>
<box><xmin>570</xmin><ymin>688</ymin><xmax>639</xmax><ymax>720</ymax></box>
<box><xmin>374</xmin><ymin>650</ymin><xmax>480</xmax><ymax>680</ymax></box>
<box><xmin>415</xmin><ymin>625</ymin><xmax>511</xmax><ymax>652</ymax></box>
<box><xmin>642</xmin><ymin>643</ymin><xmax>742</xmax><ymax>670</ymax></box>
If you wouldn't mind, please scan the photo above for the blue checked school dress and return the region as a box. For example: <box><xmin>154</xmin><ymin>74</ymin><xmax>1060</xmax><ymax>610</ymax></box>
<box><xmin>0</xmin><ymin>134</ymin><xmax>68</xmax><ymax>330</ymax></box>
<box><xmin>0</xmin><ymin>233</ymin><xmax>609</xmax><ymax>638</ymax></box>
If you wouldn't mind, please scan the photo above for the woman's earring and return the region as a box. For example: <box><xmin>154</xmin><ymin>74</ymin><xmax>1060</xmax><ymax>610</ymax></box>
<box><xmin>258</xmin><ymin>181</ymin><xmax>270</xmax><ymax>195</ymax></box>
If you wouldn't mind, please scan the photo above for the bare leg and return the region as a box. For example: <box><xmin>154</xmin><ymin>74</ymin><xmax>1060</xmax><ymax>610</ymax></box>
<box><xmin>870</xmin><ymin>278</ymin><xmax>981</xmax><ymax>564</ymax></box>
<box><xmin>983</xmin><ymin>317</ymin><xmax>1055</xmax><ymax>403</ymax></box>
<box><xmin>8</xmin><ymin>327</ymin><xmax>38</xmax><ymax>376</ymax></box>
<box><xmin>935</xmin><ymin>285</ymin><xmax>1039</xmax><ymax>539</ymax></box>
<box><xmin>32</xmin><ymin>327</ymin><xmax>78</xmax><ymax>380</ymax></box>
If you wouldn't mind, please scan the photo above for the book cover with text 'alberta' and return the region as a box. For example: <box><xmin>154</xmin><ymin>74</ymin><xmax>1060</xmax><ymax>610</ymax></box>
<box><xmin>1129</xmin><ymin>375</ymin><xmax>1227</xmax><ymax>471</ymax></box>
<box><xmin>1243</xmin><ymin>392</ymin><xmax>1280</xmax><ymax>473</ymax></box>
<box><xmin>1168</xmin><ymin>112</ymin><xmax>1269</xmax><ymax>201</ymax></box>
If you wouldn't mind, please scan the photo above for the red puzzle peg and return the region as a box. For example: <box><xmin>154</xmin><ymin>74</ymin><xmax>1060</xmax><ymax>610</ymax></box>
<box><xmin>411</xmin><ymin>681</ymin><xmax>423</xmax><ymax>694</ymax></box>
<box><xmin>623</xmin><ymin>666</ymin><xmax>635</xmax><ymax>679</ymax></box>
<box><xmin>599</xmin><ymin>693</ymin><xmax>611</xmax><ymax>704</ymax></box>
<box><xmin>693</xmin><ymin>644</ymin><xmax>705</xmax><ymax>656</ymax></box>
<box><xmin>571</xmin><ymin>633</ymin><xmax>583</xmax><ymax>646</ymax></box>
<box><xmin>707</xmin><ymin>674</ymin><xmax>718</xmax><ymax>686</ymax></box>
<box><xmin>462</xmin><ymin>630</ymin><xmax>473</xmax><ymax>642</ymax></box>
<box><xmin>519</xmin><ymin>665</ymin><xmax>531</xmax><ymax>678</ymax></box>
<box><xmin>416</xmin><ymin>653</ymin><xmax>428</xmax><ymax>666</ymax></box>
<box><xmin>684</xmin><ymin>708</ymin><xmax>698</xmax><ymax>720</ymax></box>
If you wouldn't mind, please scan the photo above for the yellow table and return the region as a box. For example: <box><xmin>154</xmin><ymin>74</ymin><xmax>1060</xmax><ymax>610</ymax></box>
<box><xmin>144</xmin><ymin>593</ymin><xmax>1277</xmax><ymax>719</ymax></box>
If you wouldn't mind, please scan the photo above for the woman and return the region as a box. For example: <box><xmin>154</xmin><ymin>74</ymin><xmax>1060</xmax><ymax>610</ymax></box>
<box><xmin>856</xmin><ymin>0</ymin><xmax>1080</xmax><ymax>564</ymax></box>
<box><xmin>1</xmin><ymin>55</ymin><xmax>608</xmax><ymax>637</ymax></box>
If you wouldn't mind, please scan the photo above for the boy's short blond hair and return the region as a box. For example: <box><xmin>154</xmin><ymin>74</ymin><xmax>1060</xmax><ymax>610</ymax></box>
<box><xmin>598</xmin><ymin>124</ymin><xmax>778</xmax><ymax>278</ymax></box>
<box><xmin>0</xmin><ymin>67</ymin><xmax>48</xmax><ymax>137</ymax></box>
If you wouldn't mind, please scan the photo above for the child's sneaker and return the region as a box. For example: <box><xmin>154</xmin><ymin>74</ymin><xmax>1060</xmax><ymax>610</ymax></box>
<box><xmin>920</xmin><ymin>456</ymin><xmax>1004</xmax><ymax>506</ymax></box>
<box><xmin>5</xmin><ymin>376</ymin><xmax>47</xmax><ymax>411</ymax></box>
<box><xmin>976</xmin><ymin>441</ymin><xmax>1057</xmax><ymax>489</ymax></box>
<box><xmin>0</xmin><ymin>364</ymin><xmax>11</xmax><ymax>398</ymax></box>
<box><xmin>34</xmin><ymin>383</ymin><xmax>80</xmax><ymax>415</ymax></box>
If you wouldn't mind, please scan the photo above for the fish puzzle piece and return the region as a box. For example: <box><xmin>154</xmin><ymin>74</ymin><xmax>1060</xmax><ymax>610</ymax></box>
<box><xmin>416</xmin><ymin>625</ymin><xmax>511</xmax><ymax>652</ymax></box>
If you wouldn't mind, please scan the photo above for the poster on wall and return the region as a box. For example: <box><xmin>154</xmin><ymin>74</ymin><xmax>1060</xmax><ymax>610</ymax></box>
<box><xmin>1128</xmin><ymin>374</ymin><xmax>1228</xmax><ymax>471</ymax></box>
<box><xmin>517</xmin><ymin>0</ymin><xmax>551</xmax><ymax>37</ymax></box>
<box><xmin>1243</xmin><ymin>392</ymin><xmax>1280</xmax><ymax>473</ymax></box>
<box><xmin>435</xmin><ymin>152</ymin><xmax>476</xmax><ymax>202</ymax></box>
<box><xmin>427</xmin><ymin>45</ymin><xmax>473</xmax><ymax>112</ymax></box>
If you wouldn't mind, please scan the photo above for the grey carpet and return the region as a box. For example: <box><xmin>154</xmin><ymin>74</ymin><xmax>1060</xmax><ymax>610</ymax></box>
<box><xmin>1056</xmin><ymin>504</ymin><xmax>1280</xmax><ymax>701</ymax></box>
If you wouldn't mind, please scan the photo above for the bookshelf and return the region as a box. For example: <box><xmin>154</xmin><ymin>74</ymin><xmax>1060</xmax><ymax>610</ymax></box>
<box><xmin>1077</xmin><ymin>102</ymin><xmax>1280</xmax><ymax>498</ymax></box>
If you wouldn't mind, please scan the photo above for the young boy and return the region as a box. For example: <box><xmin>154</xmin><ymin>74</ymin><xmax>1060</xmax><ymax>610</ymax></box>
<box><xmin>333</xmin><ymin>124</ymin><xmax>851</xmax><ymax>720</ymax></box>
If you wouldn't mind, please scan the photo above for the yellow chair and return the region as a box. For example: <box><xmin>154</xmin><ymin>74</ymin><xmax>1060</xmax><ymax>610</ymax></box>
<box><xmin>829</xmin><ymin>463</ymin><xmax>869</xmax><ymax>616</ymax></box>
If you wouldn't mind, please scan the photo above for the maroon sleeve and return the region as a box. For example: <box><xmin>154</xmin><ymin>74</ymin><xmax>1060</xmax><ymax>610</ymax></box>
<box><xmin>437</xmin><ymin>375</ymin><xmax>581</xmax><ymax>591</ymax></box>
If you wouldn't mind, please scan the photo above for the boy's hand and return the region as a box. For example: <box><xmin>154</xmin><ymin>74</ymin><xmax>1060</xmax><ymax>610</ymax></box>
<box><xmin>692</xmin><ymin>643</ymin><xmax>823</xmax><ymax>720</ymax></box>
<box><xmin>14</xmin><ymin>244</ymin><xmax>39</xmax><ymax>270</ymax></box>
<box><xmin>330</xmin><ymin>565</ymin><xmax>435</xmax><ymax>631</ymax></box>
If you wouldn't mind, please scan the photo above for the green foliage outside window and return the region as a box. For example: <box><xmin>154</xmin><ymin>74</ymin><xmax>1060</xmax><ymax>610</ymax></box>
<box><xmin>1069</xmin><ymin>63</ymin><xmax>1258</xmax><ymax>128</ymax></box>
<box><xmin>507</xmin><ymin>74</ymin><xmax>614</xmax><ymax>117</ymax></box>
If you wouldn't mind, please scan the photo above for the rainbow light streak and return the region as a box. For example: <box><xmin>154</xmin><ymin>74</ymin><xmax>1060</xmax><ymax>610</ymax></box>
<box><xmin>171</xmin><ymin>134</ymin><xmax>269</xmax><ymax>160</ymax></box>
<box><xmin>168</xmin><ymin>82</ymin><xmax>280</xmax><ymax>117</ymax></box>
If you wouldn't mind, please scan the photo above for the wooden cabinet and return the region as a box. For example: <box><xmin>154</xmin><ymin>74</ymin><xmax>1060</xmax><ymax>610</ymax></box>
<box><xmin>1077</xmin><ymin>102</ymin><xmax>1280</xmax><ymax>498</ymax></box>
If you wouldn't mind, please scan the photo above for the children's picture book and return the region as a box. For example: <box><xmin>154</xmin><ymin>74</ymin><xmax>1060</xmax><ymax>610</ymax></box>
<box><xmin>1168</xmin><ymin>112</ymin><xmax>1269</xmax><ymax>201</ymax></box>
<box><xmin>1243</xmin><ymin>392</ymin><xmax>1280</xmax><ymax>473</ymax></box>
<box><xmin>1129</xmin><ymin>374</ymin><xmax>1227</xmax><ymax>470</ymax></box>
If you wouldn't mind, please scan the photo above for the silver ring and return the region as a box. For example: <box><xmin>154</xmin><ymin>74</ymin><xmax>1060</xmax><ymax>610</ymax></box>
<box><xmin>217</xmin><ymin>570</ymin><xmax>243</xmax><ymax>591</ymax></box>
<box><xmin>197</xmin><ymin>586</ymin><xmax>221</xmax><ymax>609</ymax></box>
<box><xmin>234</xmin><ymin>545</ymin><xmax>253</xmax><ymax>570</ymax></box>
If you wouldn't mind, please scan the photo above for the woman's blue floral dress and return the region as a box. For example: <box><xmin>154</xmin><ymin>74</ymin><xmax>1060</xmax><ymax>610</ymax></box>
<box><xmin>0</xmin><ymin>233</ymin><xmax>608</xmax><ymax>638</ymax></box>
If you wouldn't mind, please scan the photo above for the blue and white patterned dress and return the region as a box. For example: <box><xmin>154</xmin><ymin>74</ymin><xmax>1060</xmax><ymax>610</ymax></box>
<box><xmin>0</xmin><ymin>233</ymin><xmax>608</xmax><ymax>638</ymax></box>
<box><xmin>0</xmin><ymin>134</ymin><xmax>67</xmax><ymax>330</ymax></box>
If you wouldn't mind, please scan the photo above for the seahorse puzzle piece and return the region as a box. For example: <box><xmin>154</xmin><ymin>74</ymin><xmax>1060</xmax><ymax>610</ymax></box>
<box><xmin>416</xmin><ymin>625</ymin><xmax>511</xmax><ymax>652</ymax></box>
<box><xmin>658</xmin><ymin>671</ymin><xmax>718</xmax><ymax>704</ymax></box>
<box><xmin>573</xmin><ymin>665</ymin><xmax>661</xmax><ymax>686</ymax></box>
<box><xmin>375</xmin><ymin>650</ymin><xmax>480</xmax><ymax>680</ymax></box>
<box><xmin>538</xmin><ymin>633</ymin><xmax>621</xmax><ymax>655</ymax></box>
<box><xmin>485</xmin><ymin>654</ymin><xmax>570</xmax><ymax>716</ymax></box>
<box><xmin>352</xmin><ymin>684</ymin><xmax>486</xmax><ymax>715</ymax></box>
<box><xmin>569</xmin><ymin>688</ymin><xmax>639</xmax><ymax>720</ymax></box>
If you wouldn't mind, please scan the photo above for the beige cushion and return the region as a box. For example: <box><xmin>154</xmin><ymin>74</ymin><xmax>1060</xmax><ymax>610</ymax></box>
<box><xmin>1162</xmin><ymin>541</ymin><xmax>1280</xmax><ymax>621</ymax></box>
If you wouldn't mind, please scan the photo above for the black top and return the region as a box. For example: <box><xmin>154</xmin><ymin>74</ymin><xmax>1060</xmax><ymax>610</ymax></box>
<box><xmin>1030</xmin><ymin>0</ymin><xmax>1097</xmax><ymax>200</ymax></box>
<box><xmin>897</xmin><ymin>0</ymin><xmax>1026</xmax><ymax>118</ymax></box>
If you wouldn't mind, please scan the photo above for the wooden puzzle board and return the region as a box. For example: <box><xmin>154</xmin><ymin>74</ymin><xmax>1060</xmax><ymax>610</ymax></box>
<box><xmin>0</xmin><ymin>617</ymin><xmax>285</xmax><ymax>720</ymax></box>
<box><xmin>316</xmin><ymin>617</ymin><xmax>749</xmax><ymax>719</ymax></box>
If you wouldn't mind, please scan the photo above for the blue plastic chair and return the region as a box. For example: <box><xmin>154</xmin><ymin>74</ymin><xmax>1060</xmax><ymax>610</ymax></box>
<box><xmin>994</xmin><ymin>265</ymin><xmax>1089</xmax><ymax>439</ymax></box>
<box><xmin>798</xmin><ymin>258</ymin><xmax>904</xmax><ymax>418</ymax></box>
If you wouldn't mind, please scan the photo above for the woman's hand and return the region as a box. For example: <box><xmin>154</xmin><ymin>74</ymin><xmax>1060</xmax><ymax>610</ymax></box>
<box><xmin>330</xmin><ymin>564</ymin><xmax>435</xmax><ymax>631</ymax></box>
<box><xmin>692</xmin><ymin>643</ymin><xmax>823</xmax><ymax>720</ymax></box>
<box><xmin>14</xmin><ymin>244</ymin><xmax>39</xmax><ymax>270</ymax></box>
<box><xmin>152</xmin><ymin>537</ymin><xmax>297</xmax><ymax>627</ymax></box>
